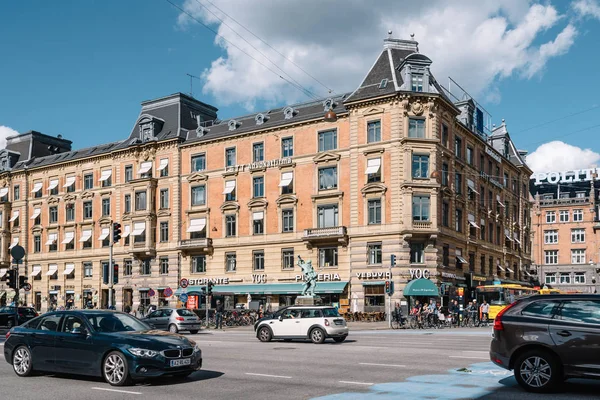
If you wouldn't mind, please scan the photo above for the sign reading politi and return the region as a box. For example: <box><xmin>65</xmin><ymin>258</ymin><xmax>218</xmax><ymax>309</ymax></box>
<box><xmin>533</xmin><ymin>168</ymin><xmax>599</xmax><ymax>186</ymax></box>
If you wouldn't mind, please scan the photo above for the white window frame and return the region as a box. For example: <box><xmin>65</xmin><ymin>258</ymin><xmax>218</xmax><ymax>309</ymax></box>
<box><xmin>545</xmin><ymin>273</ymin><xmax>556</xmax><ymax>284</ymax></box>
<box><xmin>544</xmin><ymin>230</ymin><xmax>558</xmax><ymax>244</ymax></box>
<box><xmin>571</xmin><ymin>228</ymin><xmax>585</xmax><ymax>243</ymax></box>
<box><xmin>546</xmin><ymin>211</ymin><xmax>556</xmax><ymax>223</ymax></box>
<box><xmin>574</xmin><ymin>272</ymin><xmax>586</xmax><ymax>284</ymax></box>
<box><xmin>559</xmin><ymin>210</ymin><xmax>569</xmax><ymax>223</ymax></box>
<box><xmin>571</xmin><ymin>249</ymin><xmax>586</xmax><ymax>264</ymax></box>
<box><xmin>559</xmin><ymin>273</ymin><xmax>571</xmax><ymax>284</ymax></box>
<box><xmin>544</xmin><ymin>250</ymin><xmax>558</xmax><ymax>265</ymax></box>
<box><xmin>573</xmin><ymin>209</ymin><xmax>584</xmax><ymax>222</ymax></box>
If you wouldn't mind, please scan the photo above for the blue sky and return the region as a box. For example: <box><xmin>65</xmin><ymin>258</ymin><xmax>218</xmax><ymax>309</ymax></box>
<box><xmin>1</xmin><ymin>0</ymin><xmax>600</xmax><ymax>172</ymax></box>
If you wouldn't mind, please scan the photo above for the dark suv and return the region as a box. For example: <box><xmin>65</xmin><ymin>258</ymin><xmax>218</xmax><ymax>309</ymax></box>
<box><xmin>490</xmin><ymin>294</ymin><xmax>600</xmax><ymax>393</ymax></box>
<box><xmin>0</xmin><ymin>306</ymin><xmax>38</xmax><ymax>329</ymax></box>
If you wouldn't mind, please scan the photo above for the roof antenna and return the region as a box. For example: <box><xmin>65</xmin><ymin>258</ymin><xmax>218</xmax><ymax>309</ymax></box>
<box><xmin>186</xmin><ymin>73</ymin><xmax>200</xmax><ymax>97</ymax></box>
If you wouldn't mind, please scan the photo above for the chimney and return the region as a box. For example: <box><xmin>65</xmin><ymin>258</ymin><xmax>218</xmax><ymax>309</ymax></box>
<box><xmin>518</xmin><ymin>150</ymin><xmax>528</xmax><ymax>160</ymax></box>
<box><xmin>383</xmin><ymin>31</ymin><xmax>418</xmax><ymax>52</ymax></box>
<box><xmin>455</xmin><ymin>99</ymin><xmax>475</xmax><ymax>130</ymax></box>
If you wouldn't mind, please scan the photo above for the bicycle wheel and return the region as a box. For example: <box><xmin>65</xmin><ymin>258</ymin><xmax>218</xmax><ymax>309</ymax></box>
<box><xmin>391</xmin><ymin>319</ymin><xmax>400</xmax><ymax>329</ymax></box>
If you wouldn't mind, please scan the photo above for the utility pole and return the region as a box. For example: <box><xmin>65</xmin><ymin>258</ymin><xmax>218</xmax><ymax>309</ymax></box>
<box><xmin>108</xmin><ymin>222</ymin><xmax>114</xmax><ymax>309</ymax></box>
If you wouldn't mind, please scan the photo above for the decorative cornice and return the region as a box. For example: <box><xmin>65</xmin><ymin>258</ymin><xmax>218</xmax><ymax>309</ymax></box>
<box><xmin>98</xmin><ymin>216</ymin><xmax>112</xmax><ymax>225</ymax></box>
<box><xmin>220</xmin><ymin>201</ymin><xmax>240</xmax><ymax>213</ymax></box>
<box><xmin>313</xmin><ymin>152</ymin><xmax>341</xmax><ymax>164</ymax></box>
<box><xmin>276</xmin><ymin>194</ymin><xmax>298</xmax><ymax>206</ymax></box>
<box><xmin>361</xmin><ymin>183</ymin><xmax>387</xmax><ymax>197</ymax></box>
<box><xmin>157</xmin><ymin>209</ymin><xmax>171</xmax><ymax>217</ymax></box>
<box><xmin>81</xmin><ymin>191</ymin><xmax>95</xmax><ymax>200</ymax></box>
<box><xmin>362</xmin><ymin>107</ymin><xmax>385</xmax><ymax>116</ymax></box>
<box><xmin>47</xmin><ymin>196</ymin><xmax>60</xmax><ymax>205</ymax></box>
<box><xmin>100</xmin><ymin>190</ymin><xmax>113</xmax><ymax>197</ymax></box>
<box><xmin>311</xmin><ymin>191</ymin><xmax>344</xmax><ymax>202</ymax></box>
<box><xmin>64</xmin><ymin>194</ymin><xmax>77</xmax><ymax>202</ymax></box>
<box><xmin>363</xmin><ymin>147</ymin><xmax>385</xmax><ymax>156</ymax></box>
<box><xmin>185</xmin><ymin>206</ymin><xmax>210</xmax><ymax>215</ymax></box>
<box><xmin>187</xmin><ymin>172</ymin><xmax>209</xmax><ymax>183</ymax></box>
<box><xmin>31</xmin><ymin>225</ymin><xmax>43</xmax><ymax>234</ymax></box>
<box><xmin>247</xmin><ymin>198</ymin><xmax>268</xmax><ymax>209</ymax></box>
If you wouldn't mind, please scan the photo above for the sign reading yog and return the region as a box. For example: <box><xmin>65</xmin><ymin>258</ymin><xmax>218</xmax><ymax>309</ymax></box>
<box><xmin>533</xmin><ymin>168</ymin><xmax>600</xmax><ymax>186</ymax></box>
<box><xmin>226</xmin><ymin>157</ymin><xmax>292</xmax><ymax>173</ymax></box>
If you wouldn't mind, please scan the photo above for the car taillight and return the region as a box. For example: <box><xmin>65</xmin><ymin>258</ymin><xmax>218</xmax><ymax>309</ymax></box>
<box><xmin>176</xmin><ymin>317</ymin><xmax>185</xmax><ymax>321</ymax></box>
<box><xmin>324</xmin><ymin>319</ymin><xmax>330</xmax><ymax>326</ymax></box>
<box><xmin>493</xmin><ymin>301</ymin><xmax>518</xmax><ymax>331</ymax></box>
<box><xmin>5</xmin><ymin>331</ymin><xmax>10</xmax><ymax>340</ymax></box>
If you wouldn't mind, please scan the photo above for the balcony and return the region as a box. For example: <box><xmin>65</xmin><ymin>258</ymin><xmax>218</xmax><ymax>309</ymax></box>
<box><xmin>129</xmin><ymin>240</ymin><xmax>156</xmax><ymax>258</ymax></box>
<box><xmin>302</xmin><ymin>226</ymin><xmax>348</xmax><ymax>249</ymax></box>
<box><xmin>178</xmin><ymin>238</ymin><xmax>213</xmax><ymax>254</ymax></box>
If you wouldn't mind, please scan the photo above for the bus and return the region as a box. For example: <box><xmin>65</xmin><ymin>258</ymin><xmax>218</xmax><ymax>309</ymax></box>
<box><xmin>476</xmin><ymin>284</ymin><xmax>539</xmax><ymax>319</ymax></box>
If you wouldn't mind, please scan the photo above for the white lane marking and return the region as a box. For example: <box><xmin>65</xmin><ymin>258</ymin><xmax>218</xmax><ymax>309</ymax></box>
<box><xmin>339</xmin><ymin>380</ymin><xmax>374</xmax><ymax>386</ymax></box>
<box><xmin>91</xmin><ymin>387</ymin><xmax>142</xmax><ymax>395</ymax></box>
<box><xmin>463</xmin><ymin>350</ymin><xmax>489</xmax><ymax>354</ymax></box>
<box><xmin>196</xmin><ymin>340</ymin><xmax>223</xmax><ymax>343</ymax></box>
<box><xmin>359</xmin><ymin>362</ymin><xmax>406</xmax><ymax>368</ymax></box>
<box><xmin>246</xmin><ymin>373</ymin><xmax>292</xmax><ymax>379</ymax></box>
<box><xmin>449</xmin><ymin>356</ymin><xmax>490</xmax><ymax>360</ymax></box>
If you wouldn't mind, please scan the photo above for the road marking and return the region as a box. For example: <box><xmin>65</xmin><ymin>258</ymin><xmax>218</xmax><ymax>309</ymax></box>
<box><xmin>246</xmin><ymin>373</ymin><xmax>292</xmax><ymax>379</ymax></box>
<box><xmin>91</xmin><ymin>387</ymin><xmax>142</xmax><ymax>395</ymax></box>
<box><xmin>449</xmin><ymin>356</ymin><xmax>490</xmax><ymax>360</ymax></box>
<box><xmin>359</xmin><ymin>362</ymin><xmax>406</xmax><ymax>368</ymax></box>
<box><xmin>463</xmin><ymin>351</ymin><xmax>489</xmax><ymax>354</ymax></box>
<box><xmin>339</xmin><ymin>380</ymin><xmax>374</xmax><ymax>386</ymax></box>
<box><xmin>196</xmin><ymin>340</ymin><xmax>223</xmax><ymax>343</ymax></box>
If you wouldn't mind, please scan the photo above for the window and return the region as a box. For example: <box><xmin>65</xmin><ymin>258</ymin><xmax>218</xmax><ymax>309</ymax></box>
<box><xmin>225</xmin><ymin>214</ymin><xmax>236</xmax><ymax>237</ymax></box>
<box><xmin>49</xmin><ymin>180</ymin><xmax>58</xmax><ymax>196</ymax></box>
<box><xmin>125</xmin><ymin>165</ymin><xmax>133</xmax><ymax>182</ymax></box>
<box><xmin>159</xmin><ymin>189</ymin><xmax>169</xmax><ymax>209</ymax></box>
<box><xmin>454</xmin><ymin>136</ymin><xmax>462</xmax><ymax>158</ymax></box>
<box><xmin>102</xmin><ymin>198</ymin><xmax>110</xmax><ymax>217</ymax></box>
<box><xmin>441</xmin><ymin>163</ymin><xmax>449</xmax><ymax>186</ymax></box>
<box><xmin>319</xmin><ymin>167</ymin><xmax>337</xmax><ymax>190</ymax></box>
<box><xmin>571</xmin><ymin>228</ymin><xmax>585</xmax><ymax>243</ymax></box>
<box><xmin>282</xmin><ymin>209</ymin><xmax>294</xmax><ymax>232</ymax></box>
<box><xmin>191</xmin><ymin>154</ymin><xmax>206</xmax><ymax>172</ymax></box>
<box><xmin>253</xmin><ymin>251</ymin><xmax>265</xmax><ymax>271</ymax></box>
<box><xmin>412</xmin><ymin>154</ymin><xmax>429</xmax><ymax>178</ymax></box>
<box><xmin>253</xmin><ymin>176</ymin><xmax>264</xmax><ymax>198</ymax></box>
<box><xmin>101</xmin><ymin>171</ymin><xmax>112</xmax><ymax>187</ymax></box>
<box><xmin>466</xmin><ymin>147</ymin><xmax>473</xmax><ymax>165</ymax></box>
<box><xmin>571</xmin><ymin>249</ymin><xmax>586</xmax><ymax>264</ymax></box>
<box><xmin>521</xmin><ymin>301</ymin><xmax>560</xmax><ymax>318</ymax></box>
<box><xmin>160</xmin><ymin>257</ymin><xmax>169</xmax><ymax>275</ymax></box>
<box><xmin>135</xmin><ymin>191</ymin><xmax>147</xmax><ymax>211</ymax></box>
<box><xmin>49</xmin><ymin>206</ymin><xmax>58</xmax><ymax>223</ymax></box>
<box><xmin>364</xmin><ymin>284</ymin><xmax>385</xmax><ymax>308</ymax></box>
<box><xmin>84</xmin><ymin>173</ymin><xmax>93</xmax><ymax>190</ymax></box>
<box><xmin>367</xmin><ymin>120</ymin><xmax>381</xmax><ymax>143</ymax></box>
<box><xmin>191</xmin><ymin>185</ymin><xmax>206</xmax><ymax>206</ymax></box>
<box><xmin>65</xmin><ymin>204</ymin><xmax>75</xmax><ymax>221</ymax></box>
<box><xmin>574</xmin><ymin>272</ymin><xmax>586</xmax><ymax>284</ymax></box>
<box><xmin>81</xmin><ymin>229</ymin><xmax>92</xmax><ymax>249</ymax></box>
<box><xmin>410</xmin><ymin>243</ymin><xmax>425</xmax><ymax>264</ymax></box>
<box><xmin>573</xmin><ymin>209</ymin><xmax>583</xmax><ymax>222</ymax></box>
<box><xmin>546</xmin><ymin>211</ymin><xmax>556</xmax><ymax>223</ymax></box>
<box><xmin>545</xmin><ymin>250</ymin><xmax>558</xmax><ymax>265</ymax></box>
<box><xmin>318</xmin><ymin>130</ymin><xmax>337</xmax><ymax>151</ymax></box>
<box><xmin>319</xmin><ymin>247</ymin><xmax>338</xmax><ymax>268</ymax></box>
<box><xmin>368</xmin><ymin>199</ymin><xmax>381</xmax><ymax>224</ymax></box>
<box><xmin>442</xmin><ymin>244</ymin><xmax>450</xmax><ymax>266</ymax></box>
<box><xmin>36</xmin><ymin>314</ymin><xmax>61</xmax><ymax>332</ymax></box>
<box><xmin>408</xmin><ymin>118</ymin><xmax>425</xmax><ymax>138</ymax></box>
<box><xmin>503</xmin><ymin>172</ymin><xmax>509</xmax><ymax>187</ymax></box>
<box><xmin>192</xmin><ymin>256</ymin><xmax>206</xmax><ymax>273</ymax></box>
<box><xmin>544</xmin><ymin>230</ymin><xmax>558</xmax><ymax>244</ymax></box>
<box><xmin>122</xmin><ymin>195</ymin><xmax>130</xmax><ymax>214</ymax></box>
<box><xmin>411</xmin><ymin>73</ymin><xmax>423</xmax><ymax>91</ymax></box>
<box><xmin>455</xmin><ymin>208</ymin><xmax>463</xmax><ymax>232</ymax></box>
<box><xmin>455</xmin><ymin>171</ymin><xmax>462</xmax><ymax>194</ymax></box>
<box><xmin>13</xmin><ymin>185</ymin><xmax>19</xmax><ymax>201</ymax></box>
<box><xmin>367</xmin><ymin>243</ymin><xmax>382</xmax><ymax>265</ymax></box>
<box><xmin>101</xmin><ymin>228</ymin><xmax>110</xmax><ymax>248</ymax></box>
<box><xmin>34</xmin><ymin>236</ymin><xmax>41</xmax><ymax>253</ymax></box>
<box><xmin>442</xmin><ymin>202</ymin><xmax>449</xmax><ymax>227</ymax></box>
<box><xmin>141</xmin><ymin>260</ymin><xmax>151</xmax><ymax>276</ymax></box>
<box><xmin>441</xmin><ymin>124</ymin><xmax>449</xmax><ymax>147</ymax></box>
<box><xmin>282</xmin><ymin>249</ymin><xmax>295</xmax><ymax>270</ymax></box>
<box><xmin>556</xmin><ymin>300</ymin><xmax>600</xmax><ymax>324</ymax></box>
<box><xmin>47</xmin><ymin>234</ymin><xmax>57</xmax><ymax>252</ymax></box>
<box><xmin>317</xmin><ymin>204</ymin><xmax>338</xmax><ymax>228</ymax></box>
<box><xmin>84</xmin><ymin>262</ymin><xmax>93</xmax><ymax>278</ymax></box>
<box><xmin>124</xmin><ymin>260</ymin><xmax>132</xmax><ymax>276</ymax></box>
<box><xmin>576</xmin><ymin>192</ymin><xmax>585</xmax><ymax>198</ymax></box>
<box><xmin>366</xmin><ymin>158</ymin><xmax>381</xmax><ymax>183</ymax></box>
<box><xmin>559</xmin><ymin>210</ymin><xmax>569</xmax><ymax>223</ymax></box>
<box><xmin>83</xmin><ymin>201</ymin><xmax>93</xmax><ymax>219</ymax></box>
<box><xmin>253</xmin><ymin>142</ymin><xmax>264</xmax><ymax>162</ymax></box>
<box><xmin>560</xmin><ymin>273</ymin><xmax>571</xmax><ymax>284</ymax></box>
<box><xmin>281</xmin><ymin>172</ymin><xmax>294</xmax><ymax>194</ymax></box>
<box><xmin>281</xmin><ymin>137</ymin><xmax>294</xmax><ymax>157</ymax></box>
<box><xmin>225</xmin><ymin>253</ymin><xmax>236</xmax><ymax>272</ymax></box>
<box><xmin>224</xmin><ymin>181</ymin><xmax>236</xmax><ymax>201</ymax></box>
<box><xmin>159</xmin><ymin>159</ymin><xmax>169</xmax><ymax>177</ymax></box>
<box><xmin>225</xmin><ymin>147</ymin><xmax>236</xmax><ymax>167</ymax></box>
<box><xmin>160</xmin><ymin>221</ymin><xmax>169</xmax><ymax>242</ymax></box>
<box><xmin>253</xmin><ymin>212</ymin><xmax>264</xmax><ymax>235</ymax></box>
<box><xmin>480</xmin><ymin>222</ymin><xmax>486</xmax><ymax>240</ymax></box>
<box><xmin>412</xmin><ymin>195</ymin><xmax>430</xmax><ymax>221</ymax></box>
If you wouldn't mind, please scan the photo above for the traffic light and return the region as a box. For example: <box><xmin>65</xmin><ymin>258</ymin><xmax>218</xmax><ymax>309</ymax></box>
<box><xmin>207</xmin><ymin>281</ymin><xmax>214</xmax><ymax>296</ymax></box>
<box><xmin>113</xmin><ymin>222</ymin><xmax>122</xmax><ymax>243</ymax></box>
<box><xmin>18</xmin><ymin>276</ymin><xmax>28</xmax><ymax>289</ymax></box>
<box><xmin>390</xmin><ymin>254</ymin><xmax>396</xmax><ymax>267</ymax></box>
<box><xmin>102</xmin><ymin>263</ymin><xmax>109</xmax><ymax>285</ymax></box>
<box><xmin>113</xmin><ymin>263</ymin><xmax>119</xmax><ymax>284</ymax></box>
<box><xmin>7</xmin><ymin>269</ymin><xmax>17</xmax><ymax>289</ymax></box>
<box><xmin>385</xmin><ymin>280</ymin><xmax>393</xmax><ymax>295</ymax></box>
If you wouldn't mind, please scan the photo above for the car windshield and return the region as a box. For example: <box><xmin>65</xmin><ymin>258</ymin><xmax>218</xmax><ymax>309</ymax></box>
<box><xmin>322</xmin><ymin>308</ymin><xmax>340</xmax><ymax>317</ymax></box>
<box><xmin>84</xmin><ymin>313</ymin><xmax>150</xmax><ymax>333</ymax></box>
<box><xmin>176</xmin><ymin>309</ymin><xmax>196</xmax><ymax>317</ymax></box>
<box><xmin>18</xmin><ymin>308</ymin><xmax>37</xmax><ymax>317</ymax></box>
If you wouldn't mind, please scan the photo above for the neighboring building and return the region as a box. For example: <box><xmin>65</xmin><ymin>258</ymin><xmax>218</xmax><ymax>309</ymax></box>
<box><xmin>0</xmin><ymin>35</ymin><xmax>533</xmax><ymax>313</ymax></box>
<box><xmin>531</xmin><ymin>170</ymin><xmax>600</xmax><ymax>294</ymax></box>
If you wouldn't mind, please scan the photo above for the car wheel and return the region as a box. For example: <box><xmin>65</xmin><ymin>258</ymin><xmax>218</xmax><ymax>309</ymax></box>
<box><xmin>333</xmin><ymin>336</ymin><xmax>346</xmax><ymax>343</ymax></box>
<box><xmin>12</xmin><ymin>346</ymin><xmax>33</xmax><ymax>377</ymax></box>
<box><xmin>257</xmin><ymin>326</ymin><xmax>272</xmax><ymax>342</ymax></box>
<box><xmin>103</xmin><ymin>351</ymin><xmax>131</xmax><ymax>386</ymax></box>
<box><xmin>189</xmin><ymin>330</ymin><xmax>199</xmax><ymax>334</ymax></box>
<box><xmin>169</xmin><ymin>324</ymin><xmax>179</xmax><ymax>334</ymax></box>
<box><xmin>514</xmin><ymin>350</ymin><xmax>561</xmax><ymax>393</ymax></box>
<box><xmin>310</xmin><ymin>328</ymin><xmax>326</xmax><ymax>344</ymax></box>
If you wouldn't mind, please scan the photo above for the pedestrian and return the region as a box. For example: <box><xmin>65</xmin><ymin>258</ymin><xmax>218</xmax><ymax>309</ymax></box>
<box><xmin>472</xmin><ymin>299</ymin><xmax>478</xmax><ymax>325</ymax></box>
<box><xmin>480</xmin><ymin>300</ymin><xmax>490</xmax><ymax>322</ymax></box>
<box><xmin>215</xmin><ymin>300</ymin><xmax>224</xmax><ymax>330</ymax></box>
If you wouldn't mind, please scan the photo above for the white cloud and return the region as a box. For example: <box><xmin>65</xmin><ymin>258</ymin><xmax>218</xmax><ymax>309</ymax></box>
<box><xmin>175</xmin><ymin>0</ymin><xmax>580</xmax><ymax>109</ymax></box>
<box><xmin>573</xmin><ymin>0</ymin><xmax>600</xmax><ymax>19</ymax></box>
<box><xmin>527</xmin><ymin>141</ymin><xmax>600</xmax><ymax>173</ymax></box>
<box><xmin>0</xmin><ymin>125</ymin><xmax>18</xmax><ymax>149</ymax></box>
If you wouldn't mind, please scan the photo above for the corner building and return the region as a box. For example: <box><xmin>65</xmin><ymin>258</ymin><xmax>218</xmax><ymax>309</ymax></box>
<box><xmin>0</xmin><ymin>36</ymin><xmax>533</xmax><ymax>313</ymax></box>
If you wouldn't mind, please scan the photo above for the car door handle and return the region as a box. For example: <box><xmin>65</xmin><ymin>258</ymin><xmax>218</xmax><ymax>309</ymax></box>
<box><xmin>556</xmin><ymin>330</ymin><xmax>572</xmax><ymax>337</ymax></box>
<box><xmin>295</xmin><ymin>321</ymin><xmax>301</xmax><ymax>323</ymax></box>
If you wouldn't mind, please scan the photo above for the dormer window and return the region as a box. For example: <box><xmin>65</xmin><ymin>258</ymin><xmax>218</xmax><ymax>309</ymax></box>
<box><xmin>141</xmin><ymin>123</ymin><xmax>154</xmax><ymax>142</ymax></box>
<box><xmin>411</xmin><ymin>74</ymin><xmax>423</xmax><ymax>92</ymax></box>
<box><xmin>323</xmin><ymin>98</ymin><xmax>336</xmax><ymax>111</ymax></box>
<box><xmin>255</xmin><ymin>113</ymin><xmax>269</xmax><ymax>125</ymax></box>
<box><xmin>228</xmin><ymin>119</ymin><xmax>240</xmax><ymax>131</ymax></box>
<box><xmin>283</xmin><ymin>106</ymin><xmax>297</xmax><ymax>120</ymax></box>
<box><xmin>137</xmin><ymin>116</ymin><xmax>164</xmax><ymax>142</ymax></box>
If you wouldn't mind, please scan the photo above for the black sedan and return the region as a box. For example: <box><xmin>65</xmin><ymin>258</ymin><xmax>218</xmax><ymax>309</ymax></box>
<box><xmin>3</xmin><ymin>310</ymin><xmax>202</xmax><ymax>386</ymax></box>
<box><xmin>0</xmin><ymin>306</ymin><xmax>38</xmax><ymax>329</ymax></box>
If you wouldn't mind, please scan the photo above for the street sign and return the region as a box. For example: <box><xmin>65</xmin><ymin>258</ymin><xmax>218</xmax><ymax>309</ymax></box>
<box><xmin>10</xmin><ymin>245</ymin><xmax>25</xmax><ymax>261</ymax></box>
<box><xmin>187</xmin><ymin>295</ymin><xmax>197</xmax><ymax>309</ymax></box>
<box><xmin>180</xmin><ymin>278</ymin><xmax>189</xmax><ymax>289</ymax></box>
<box><xmin>23</xmin><ymin>283</ymin><xmax>31</xmax><ymax>292</ymax></box>
<box><xmin>179</xmin><ymin>293</ymin><xmax>188</xmax><ymax>302</ymax></box>
<box><xmin>148</xmin><ymin>288</ymin><xmax>155</xmax><ymax>297</ymax></box>
<box><xmin>163</xmin><ymin>287</ymin><xmax>173</xmax><ymax>297</ymax></box>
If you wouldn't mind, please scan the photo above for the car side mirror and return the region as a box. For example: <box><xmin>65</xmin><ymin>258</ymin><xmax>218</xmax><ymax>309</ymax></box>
<box><xmin>71</xmin><ymin>327</ymin><xmax>87</xmax><ymax>335</ymax></box>
<box><xmin>278</xmin><ymin>315</ymin><xmax>283</xmax><ymax>321</ymax></box>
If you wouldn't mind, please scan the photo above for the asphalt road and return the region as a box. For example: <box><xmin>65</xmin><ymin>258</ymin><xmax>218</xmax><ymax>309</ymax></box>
<box><xmin>1</xmin><ymin>327</ymin><xmax>599</xmax><ymax>400</ymax></box>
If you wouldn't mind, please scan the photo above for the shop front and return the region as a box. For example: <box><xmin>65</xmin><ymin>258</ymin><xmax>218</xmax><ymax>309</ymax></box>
<box><xmin>65</xmin><ymin>289</ymin><xmax>75</xmax><ymax>309</ymax></box>
<box><xmin>439</xmin><ymin>271</ymin><xmax>468</xmax><ymax>307</ymax></box>
<box><xmin>82</xmin><ymin>287</ymin><xmax>95</xmax><ymax>309</ymax></box>
<box><xmin>402</xmin><ymin>276</ymin><xmax>440</xmax><ymax>308</ymax></box>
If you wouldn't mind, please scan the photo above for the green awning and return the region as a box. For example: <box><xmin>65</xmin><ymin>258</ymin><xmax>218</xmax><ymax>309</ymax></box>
<box><xmin>175</xmin><ymin>282</ymin><xmax>348</xmax><ymax>296</ymax></box>
<box><xmin>403</xmin><ymin>279</ymin><xmax>439</xmax><ymax>297</ymax></box>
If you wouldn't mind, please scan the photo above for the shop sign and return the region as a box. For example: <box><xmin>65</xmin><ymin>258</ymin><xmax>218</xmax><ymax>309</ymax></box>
<box><xmin>226</xmin><ymin>157</ymin><xmax>292</xmax><ymax>173</ymax></box>
<box><xmin>472</xmin><ymin>274</ymin><xmax>487</xmax><ymax>282</ymax></box>
<box><xmin>295</xmin><ymin>273</ymin><xmax>341</xmax><ymax>282</ymax></box>
<box><xmin>83</xmin><ymin>285</ymin><xmax>93</xmax><ymax>289</ymax></box>
<box><xmin>486</xmin><ymin>147</ymin><xmax>502</xmax><ymax>163</ymax></box>
<box><xmin>65</xmin><ymin>285</ymin><xmax>75</xmax><ymax>290</ymax></box>
<box><xmin>409</xmin><ymin>269</ymin><xmax>431</xmax><ymax>280</ymax></box>
<box><xmin>355</xmin><ymin>271</ymin><xmax>391</xmax><ymax>280</ymax></box>
<box><xmin>187</xmin><ymin>296</ymin><xmax>198</xmax><ymax>309</ymax></box>
<box><xmin>188</xmin><ymin>277</ymin><xmax>230</xmax><ymax>285</ymax></box>
<box><xmin>533</xmin><ymin>168</ymin><xmax>599</xmax><ymax>186</ymax></box>
<box><xmin>252</xmin><ymin>274</ymin><xmax>267</xmax><ymax>284</ymax></box>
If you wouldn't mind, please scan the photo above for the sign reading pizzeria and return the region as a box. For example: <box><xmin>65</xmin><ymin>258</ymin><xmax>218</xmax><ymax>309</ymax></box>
<box><xmin>295</xmin><ymin>273</ymin><xmax>341</xmax><ymax>282</ymax></box>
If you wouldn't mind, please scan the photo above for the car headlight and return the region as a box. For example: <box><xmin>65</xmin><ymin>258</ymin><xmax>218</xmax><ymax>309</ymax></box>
<box><xmin>128</xmin><ymin>348</ymin><xmax>159</xmax><ymax>358</ymax></box>
<box><xmin>193</xmin><ymin>344</ymin><xmax>201</xmax><ymax>354</ymax></box>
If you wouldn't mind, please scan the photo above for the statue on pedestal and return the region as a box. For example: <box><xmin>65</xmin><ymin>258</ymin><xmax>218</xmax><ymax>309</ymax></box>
<box><xmin>298</xmin><ymin>255</ymin><xmax>317</xmax><ymax>297</ymax></box>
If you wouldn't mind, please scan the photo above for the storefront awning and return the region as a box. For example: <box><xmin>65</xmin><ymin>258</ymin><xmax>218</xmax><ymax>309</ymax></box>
<box><xmin>176</xmin><ymin>282</ymin><xmax>349</xmax><ymax>296</ymax></box>
<box><xmin>0</xmin><ymin>268</ymin><xmax>7</xmax><ymax>279</ymax></box>
<box><xmin>403</xmin><ymin>278</ymin><xmax>439</xmax><ymax>297</ymax></box>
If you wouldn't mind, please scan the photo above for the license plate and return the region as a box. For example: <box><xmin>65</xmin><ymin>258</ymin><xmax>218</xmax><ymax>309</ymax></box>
<box><xmin>170</xmin><ymin>358</ymin><xmax>191</xmax><ymax>367</ymax></box>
